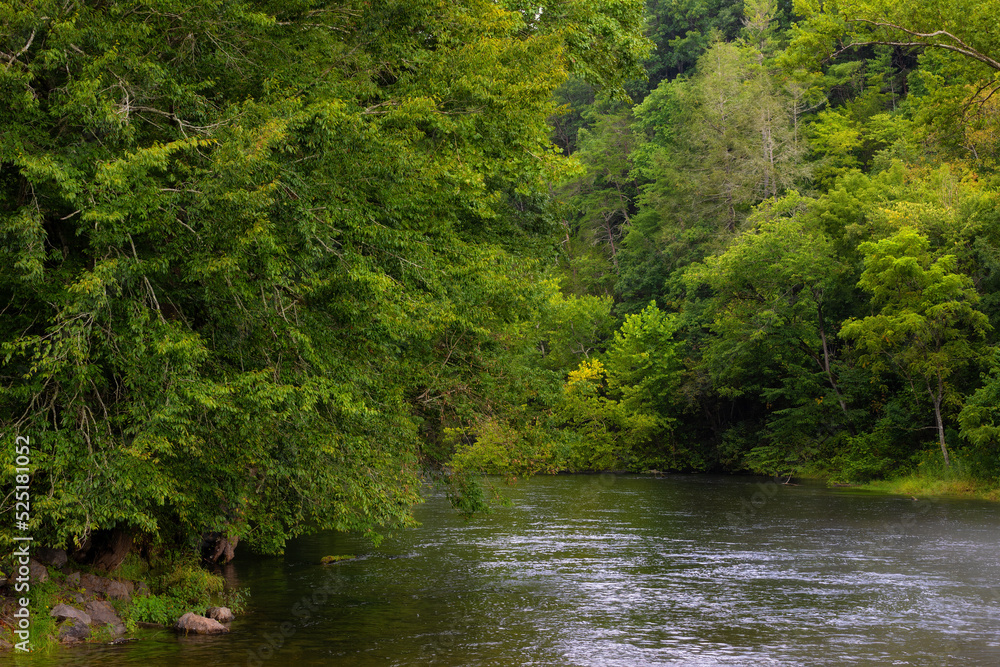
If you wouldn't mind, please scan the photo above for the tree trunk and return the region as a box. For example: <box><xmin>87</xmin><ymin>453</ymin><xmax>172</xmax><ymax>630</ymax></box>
<box><xmin>931</xmin><ymin>377</ymin><xmax>950</xmax><ymax>468</ymax></box>
<box><xmin>92</xmin><ymin>529</ymin><xmax>134</xmax><ymax>572</ymax></box>
<box><xmin>816</xmin><ymin>304</ymin><xmax>854</xmax><ymax>434</ymax></box>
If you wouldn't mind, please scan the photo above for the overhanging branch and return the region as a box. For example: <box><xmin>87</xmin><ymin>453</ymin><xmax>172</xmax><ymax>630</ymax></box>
<box><xmin>834</xmin><ymin>19</ymin><xmax>1000</xmax><ymax>72</ymax></box>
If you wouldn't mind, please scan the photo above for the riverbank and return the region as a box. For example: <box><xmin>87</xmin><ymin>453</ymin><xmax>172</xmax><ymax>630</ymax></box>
<box><xmin>859</xmin><ymin>473</ymin><xmax>1000</xmax><ymax>501</ymax></box>
<box><xmin>0</xmin><ymin>552</ymin><xmax>243</xmax><ymax>652</ymax></box>
<box><xmin>818</xmin><ymin>452</ymin><xmax>1000</xmax><ymax>502</ymax></box>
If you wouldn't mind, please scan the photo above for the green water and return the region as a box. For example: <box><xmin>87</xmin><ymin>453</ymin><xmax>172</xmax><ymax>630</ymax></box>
<box><xmin>16</xmin><ymin>474</ymin><xmax>1000</xmax><ymax>665</ymax></box>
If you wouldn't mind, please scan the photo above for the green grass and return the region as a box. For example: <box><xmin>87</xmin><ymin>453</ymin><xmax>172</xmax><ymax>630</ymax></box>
<box><xmin>856</xmin><ymin>452</ymin><xmax>1000</xmax><ymax>501</ymax></box>
<box><xmin>862</xmin><ymin>474</ymin><xmax>1000</xmax><ymax>500</ymax></box>
<box><xmin>27</xmin><ymin>575</ymin><xmax>59</xmax><ymax>652</ymax></box>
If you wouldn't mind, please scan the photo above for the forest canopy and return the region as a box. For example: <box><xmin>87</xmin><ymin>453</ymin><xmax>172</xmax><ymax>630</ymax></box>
<box><xmin>4</xmin><ymin>0</ymin><xmax>1000</xmax><ymax>563</ymax></box>
<box><xmin>0</xmin><ymin>0</ymin><xmax>649</xmax><ymax>557</ymax></box>
<box><xmin>548</xmin><ymin>0</ymin><xmax>1000</xmax><ymax>486</ymax></box>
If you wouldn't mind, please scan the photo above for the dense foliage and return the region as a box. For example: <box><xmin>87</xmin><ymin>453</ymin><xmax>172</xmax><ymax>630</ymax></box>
<box><xmin>0</xmin><ymin>0</ymin><xmax>649</xmax><ymax>557</ymax></box>
<box><xmin>5</xmin><ymin>0</ymin><xmax>1000</xmax><ymax>564</ymax></box>
<box><xmin>546</xmin><ymin>0</ymin><xmax>1000</xmax><ymax>483</ymax></box>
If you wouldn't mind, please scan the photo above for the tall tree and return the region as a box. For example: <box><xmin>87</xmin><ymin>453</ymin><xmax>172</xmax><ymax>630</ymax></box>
<box><xmin>634</xmin><ymin>38</ymin><xmax>808</xmax><ymax>236</ymax></box>
<box><xmin>840</xmin><ymin>228</ymin><xmax>990</xmax><ymax>467</ymax></box>
<box><xmin>0</xmin><ymin>0</ymin><xmax>650</xmax><ymax>556</ymax></box>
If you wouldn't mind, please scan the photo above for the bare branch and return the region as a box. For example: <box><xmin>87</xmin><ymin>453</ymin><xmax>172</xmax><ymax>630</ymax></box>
<box><xmin>0</xmin><ymin>28</ymin><xmax>36</xmax><ymax>67</ymax></box>
<box><xmin>834</xmin><ymin>19</ymin><xmax>1000</xmax><ymax>72</ymax></box>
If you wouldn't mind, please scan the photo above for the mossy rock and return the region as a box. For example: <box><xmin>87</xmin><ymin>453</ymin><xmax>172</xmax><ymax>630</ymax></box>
<box><xmin>320</xmin><ymin>555</ymin><xmax>356</xmax><ymax>565</ymax></box>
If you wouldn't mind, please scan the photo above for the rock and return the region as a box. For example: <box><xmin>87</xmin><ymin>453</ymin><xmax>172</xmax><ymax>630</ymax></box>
<box><xmin>175</xmin><ymin>612</ymin><xmax>229</xmax><ymax>635</ymax></box>
<box><xmin>34</xmin><ymin>547</ymin><xmax>68</xmax><ymax>569</ymax></box>
<box><xmin>28</xmin><ymin>559</ymin><xmax>48</xmax><ymax>584</ymax></box>
<box><xmin>51</xmin><ymin>603</ymin><xmax>92</xmax><ymax>626</ymax></box>
<box><xmin>0</xmin><ymin>637</ymin><xmax>12</xmax><ymax>651</ymax></box>
<box><xmin>85</xmin><ymin>600</ymin><xmax>121</xmax><ymax>626</ymax></box>
<box><xmin>58</xmin><ymin>618</ymin><xmax>91</xmax><ymax>642</ymax></box>
<box><xmin>78</xmin><ymin>571</ymin><xmax>133</xmax><ymax>599</ymax></box>
<box><xmin>66</xmin><ymin>571</ymin><xmax>81</xmax><ymax>586</ymax></box>
<box><xmin>104</xmin><ymin>580</ymin><xmax>132</xmax><ymax>601</ymax></box>
<box><xmin>206</xmin><ymin>606</ymin><xmax>234</xmax><ymax>623</ymax></box>
<box><xmin>85</xmin><ymin>601</ymin><xmax>127</xmax><ymax>637</ymax></box>
<box><xmin>135</xmin><ymin>581</ymin><xmax>150</xmax><ymax>597</ymax></box>
<box><xmin>80</xmin><ymin>572</ymin><xmax>108</xmax><ymax>595</ymax></box>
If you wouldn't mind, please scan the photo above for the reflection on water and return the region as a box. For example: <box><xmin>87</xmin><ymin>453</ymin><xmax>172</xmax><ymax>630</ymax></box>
<box><xmin>17</xmin><ymin>475</ymin><xmax>1000</xmax><ymax>665</ymax></box>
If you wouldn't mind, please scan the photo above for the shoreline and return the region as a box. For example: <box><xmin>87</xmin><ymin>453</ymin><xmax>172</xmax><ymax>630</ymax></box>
<box><xmin>0</xmin><ymin>555</ymin><xmax>238</xmax><ymax>653</ymax></box>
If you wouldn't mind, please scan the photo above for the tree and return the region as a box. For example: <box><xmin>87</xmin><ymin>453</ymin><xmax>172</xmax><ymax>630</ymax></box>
<box><xmin>792</xmin><ymin>0</ymin><xmax>1000</xmax><ymax>73</ymax></box>
<box><xmin>557</xmin><ymin>302</ymin><xmax>686</xmax><ymax>469</ymax></box>
<box><xmin>643</xmin><ymin>0</ymin><xmax>746</xmax><ymax>87</ymax></box>
<box><xmin>682</xmin><ymin>194</ymin><xmax>863</xmax><ymax>473</ymax></box>
<box><xmin>560</xmin><ymin>104</ymin><xmax>640</xmax><ymax>274</ymax></box>
<box><xmin>0</xmin><ymin>0</ymin><xmax>650</xmax><ymax>557</ymax></box>
<box><xmin>634</xmin><ymin>39</ymin><xmax>808</xmax><ymax>234</ymax></box>
<box><xmin>840</xmin><ymin>228</ymin><xmax>990</xmax><ymax>466</ymax></box>
<box><xmin>958</xmin><ymin>348</ymin><xmax>1000</xmax><ymax>470</ymax></box>
<box><xmin>689</xmin><ymin>194</ymin><xmax>853</xmax><ymax>416</ymax></box>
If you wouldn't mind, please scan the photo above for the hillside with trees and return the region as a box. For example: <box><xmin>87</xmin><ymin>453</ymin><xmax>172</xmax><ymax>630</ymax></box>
<box><xmin>541</xmin><ymin>0</ymin><xmax>1000</xmax><ymax>488</ymax></box>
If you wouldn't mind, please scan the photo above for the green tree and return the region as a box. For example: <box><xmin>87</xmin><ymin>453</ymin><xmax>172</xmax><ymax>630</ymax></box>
<box><xmin>635</xmin><ymin>40</ymin><xmax>808</xmax><ymax>234</ymax></box>
<box><xmin>0</xmin><ymin>0</ymin><xmax>650</xmax><ymax>557</ymax></box>
<box><xmin>684</xmin><ymin>195</ymin><xmax>860</xmax><ymax>473</ymax></box>
<box><xmin>959</xmin><ymin>349</ymin><xmax>1000</xmax><ymax>473</ymax></box>
<box><xmin>559</xmin><ymin>104</ymin><xmax>640</xmax><ymax>278</ymax></box>
<box><xmin>840</xmin><ymin>228</ymin><xmax>990</xmax><ymax>467</ymax></box>
<box><xmin>557</xmin><ymin>303</ymin><xmax>685</xmax><ymax>469</ymax></box>
<box><xmin>643</xmin><ymin>0</ymin><xmax>746</xmax><ymax>87</ymax></box>
<box><xmin>689</xmin><ymin>195</ymin><xmax>852</xmax><ymax>416</ymax></box>
<box><xmin>792</xmin><ymin>0</ymin><xmax>1000</xmax><ymax>74</ymax></box>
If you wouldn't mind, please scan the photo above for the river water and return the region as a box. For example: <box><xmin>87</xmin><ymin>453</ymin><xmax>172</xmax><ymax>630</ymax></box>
<box><xmin>19</xmin><ymin>474</ymin><xmax>1000</xmax><ymax>665</ymax></box>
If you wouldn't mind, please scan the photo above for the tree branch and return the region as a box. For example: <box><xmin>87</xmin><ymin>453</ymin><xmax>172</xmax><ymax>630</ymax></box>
<box><xmin>834</xmin><ymin>19</ymin><xmax>1000</xmax><ymax>72</ymax></box>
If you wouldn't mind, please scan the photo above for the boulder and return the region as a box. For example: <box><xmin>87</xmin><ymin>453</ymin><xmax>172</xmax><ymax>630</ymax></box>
<box><xmin>80</xmin><ymin>572</ymin><xmax>108</xmax><ymax>595</ymax></box>
<box><xmin>28</xmin><ymin>559</ymin><xmax>48</xmax><ymax>584</ymax></box>
<box><xmin>34</xmin><ymin>547</ymin><xmax>68</xmax><ymax>569</ymax></box>
<box><xmin>85</xmin><ymin>600</ymin><xmax>122</xmax><ymax>626</ymax></box>
<box><xmin>77</xmin><ymin>571</ymin><xmax>133</xmax><ymax>600</ymax></box>
<box><xmin>65</xmin><ymin>571</ymin><xmax>81</xmax><ymax>587</ymax></box>
<box><xmin>135</xmin><ymin>581</ymin><xmax>151</xmax><ymax>597</ymax></box>
<box><xmin>175</xmin><ymin>612</ymin><xmax>230</xmax><ymax>635</ymax></box>
<box><xmin>50</xmin><ymin>603</ymin><xmax>92</xmax><ymax>626</ymax></box>
<box><xmin>58</xmin><ymin>618</ymin><xmax>91</xmax><ymax>642</ymax></box>
<box><xmin>206</xmin><ymin>606</ymin><xmax>234</xmax><ymax>623</ymax></box>
<box><xmin>104</xmin><ymin>580</ymin><xmax>132</xmax><ymax>601</ymax></box>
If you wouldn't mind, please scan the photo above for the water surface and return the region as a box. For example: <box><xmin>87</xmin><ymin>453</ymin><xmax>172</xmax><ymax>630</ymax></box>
<box><xmin>20</xmin><ymin>474</ymin><xmax>1000</xmax><ymax>665</ymax></box>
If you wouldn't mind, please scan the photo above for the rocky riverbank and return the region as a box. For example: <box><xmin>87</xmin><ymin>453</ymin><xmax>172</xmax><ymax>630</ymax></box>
<box><xmin>0</xmin><ymin>548</ymin><xmax>237</xmax><ymax>651</ymax></box>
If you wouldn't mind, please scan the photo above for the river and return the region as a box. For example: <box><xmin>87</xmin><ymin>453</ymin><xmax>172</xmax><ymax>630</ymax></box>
<box><xmin>21</xmin><ymin>474</ymin><xmax>1000</xmax><ymax>665</ymax></box>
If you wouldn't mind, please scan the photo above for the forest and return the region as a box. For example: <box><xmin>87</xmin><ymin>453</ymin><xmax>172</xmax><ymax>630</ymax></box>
<box><xmin>2</xmin><ymin>0</ymin><xmax>1000</xmax><ymax>567</ymax></box>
